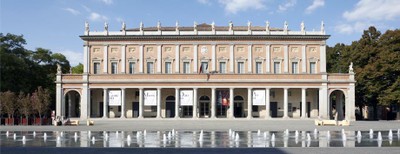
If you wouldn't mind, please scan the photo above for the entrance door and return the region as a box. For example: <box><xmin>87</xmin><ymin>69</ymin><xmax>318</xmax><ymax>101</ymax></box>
<box><xmin>199</xmin><ymin>102</ymin><xmax>210</xmax><ymax>118</ymax></box>
<box><xmin>234</xmin><ymin>102</ymin><xmax>243</xmax><ymax>117</ymax></box>
<box><xmin>165</xmin><ymin>96</ymin><xmax>175</xmax><ymax>118</ymax></box>
<box><xmin>307</xmin><ymin>102</ymin><xmax>311</xmax><ymax>118</ymax></box>
<box><xmin>132</xmin><ymin>102</ymin><xmax>139</xmax><ymax>118</ymax></box>
<box><xmin>270</xmin><ymin>102</ymin><xmax>278</xmax><ymax>117</ymax></box>
<box><xmin>99</xmin><ymin>102</ymin><xmax>104</xmax><ymax>117</ymax></box>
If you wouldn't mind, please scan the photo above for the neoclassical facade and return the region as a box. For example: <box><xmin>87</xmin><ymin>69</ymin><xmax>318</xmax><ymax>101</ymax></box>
<box><xmin>56</xmin><ymin>21</ymin><xmax>356</xmax><ymax>121</ymax></box>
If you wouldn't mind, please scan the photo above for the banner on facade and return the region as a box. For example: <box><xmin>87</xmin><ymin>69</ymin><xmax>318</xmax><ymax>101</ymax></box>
<box><xmin>252</xmin><ymin>90</ymin><xmax>265</xmax><ymax>105</ymax></box>
<box><xmin>217</xmin><ymin>90</ymin><xmax>230</xmax><ymax>106</ymax></box>
<box><xmin>144</xmin><ymin>90</ymin><xmax>157</xmax><ymax>106</ymax></box>
<box><xmin>108</xmin><ymin>90</ymin><xmax>121</xmax><ymax>106</ymax></box>
<box><xmin>180</xmin><ymin>90</ymin><xmax>193</xmax><ymax>106</ymax></box>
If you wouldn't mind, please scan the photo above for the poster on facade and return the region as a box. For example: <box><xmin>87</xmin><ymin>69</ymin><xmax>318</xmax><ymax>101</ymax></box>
<box><xmin>180</xmin><ymin>90</ymin><xmax>193</xmax><ymax>106</ymax></box>
<box><xmin>252</xmin><ymin>90</ymin><xmax>265</xmax><ymax>105</ymax></box>
<box><xmin>108</xmin><ymin>90</ymin><xmax>121</xmax><ymax>106</ymax></box>
<box><xmin>144</xmin><ymin>90</ymin><xmax>157</xmax><ymax>106</ymax></box>
<box><xmin>217</xmin><ymin>90</ymin><xmax>230</xmax><ymax>106</ymax></box>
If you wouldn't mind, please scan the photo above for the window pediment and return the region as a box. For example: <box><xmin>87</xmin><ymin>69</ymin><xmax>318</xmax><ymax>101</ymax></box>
<box><xmin>309</xmin><ymin>57</ymin><xmax>319</xmax><ymax>62</ymax></box>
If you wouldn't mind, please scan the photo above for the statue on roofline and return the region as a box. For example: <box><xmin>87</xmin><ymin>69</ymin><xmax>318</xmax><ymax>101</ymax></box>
<box><xmin>349</xmin><ymin>62</ymin><xmax>354</xmax><ymax>73</ymax></box>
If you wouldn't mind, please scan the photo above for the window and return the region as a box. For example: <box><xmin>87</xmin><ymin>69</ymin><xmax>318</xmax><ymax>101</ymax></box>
<box><xmin>200</xmin><ymin>62</ymin><xmax>208</xmax><ymax>73</ymax></box>
<box><xmin>256</xmin><ymin>62</ymin><xmax>262</xmax><ymax>74</ymax></box>
<box><xmin>237</xmin><ymin>62</ymin><xmax>244</xmax><ymax>74</ymax></box>
<box><xmin>219</xmin><ymin>62</ymin><xmax>226</xmax><ymax>74</ymax></box>
<box><xmin>252</xmin><ymin>106</ymin><xmax>259</xmax><ymax>112</ymax></box>
<box><xmin>288</xmin><ymin>103</ymin><xmax>292</xmax><ymax>112</ymax></box>
<box><xmin>151</xmin><ymin>106</ymin><xmax>157</xmax><ymax>112</ymax></box>
<box><xmin>129</xmin><ymin>62</ymin><xmax>135</xmax><ymax>74</ymax></box>
<box><xmin>310</xmin><ymin>62</ymin><xmax>316</xmax><ymax>74</ymax></box>
<box><xmin>165</xmin><ymin>62</ymin><xmax>172</xmax><ymax>74</ymax></box>
<box><xmin>147</xmin><ymin>62</ymin><xmax>154</xmax><ymax>74</ymax></box>
<box><xmin>274</xmin><ymin>62</ymin><xmax>281</xmax><ymax>74</ymax></box>
<box><xmin>111</xmin><ymin>62</ymin><xmax>118</xmax><ymax>74</ymax></box>
<box><xmin>93</xmin><ymin>62</ymin><xmax>100</xmax><ymax>74</ymax></box>
<box><xmin>292</xmin><ymin>62</ymin><xmax>298</xmax><ymax>74</ymax></box>
<box><xmin>183</xmin><ymin>62</ymin><xmax>190</xmax><ymax>74</ymax></box>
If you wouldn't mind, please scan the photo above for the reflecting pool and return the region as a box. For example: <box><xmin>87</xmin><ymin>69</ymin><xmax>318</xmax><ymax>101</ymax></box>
<box><xmin>1</xmin><ymin>129</ymin><xmax>399</xmax><ymax>148</ymax></box>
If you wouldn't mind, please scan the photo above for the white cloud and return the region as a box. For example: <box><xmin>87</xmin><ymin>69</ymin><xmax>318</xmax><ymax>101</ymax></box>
<box><xmin>198</xmin><ymin>0</ymin><xmax>211</xmax><ymax>5</ymax></box>
<box><xmin>99</xmin><ymin>0</ymin><xmax>113</xmax><ymax>5</ymax></box>
<box><xmin>278</xmin><ymin>0</ymin><xmax>296</xmax><ymax>12</ymax></box>
<box><xmin>89</xmin><ymin>12</ymin><xmax>108</xmax><ymax>21</ymax></box>
<box><xmin>335</xmin><ymin>21</ymin><xmax>371</xmax><ymax>34</ymax></box>
<box><xmin>57</xmin><ymin>50</ymin><xmax>83</xmax><ymax>66</ymax></box>
<box><xmin>82</xmin><ymin>5</ymin><xmax>91</xmax><ymax>12</ymax></box>
<box><xmin>63</xmin><ymin>8</ymin><xmax>80</xmax><ymax>15</ymax></box>
<box><xmin>305</xmin><ymin>0</ymin><xmax>324</xmax><ymax>14</ymax></box>
<box><xmin>343</xmin><ymin>0</ymin><xmax>400</xmax><ymax>21</ymax></box>
<box><xmin>218</xmin><ymin>0</ymin><xmax>266</xmax><ymax>14</ymax></box>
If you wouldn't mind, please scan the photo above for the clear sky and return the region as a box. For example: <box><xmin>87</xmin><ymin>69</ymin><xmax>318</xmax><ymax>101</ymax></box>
<box><xmin>1</xmin><ymin>0</ymin><xmax>399</xmax><ymax>66</ymax></box>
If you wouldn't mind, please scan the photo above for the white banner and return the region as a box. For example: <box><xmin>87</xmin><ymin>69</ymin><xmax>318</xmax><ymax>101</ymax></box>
<box><xmin>108</xmin><ymin>90</ymin><xmax>121</xmax><ymax>106</ymax></box>
<box><xmin>144</xmin><ymin>90</ymin><xmax>157</xmax><ymax>106</ymax></box>
<box><xmin>252</xmin><ymin>90</ymin><xmax>265</xmax><ymax>105</ymax></box>
<box><xmin>180</xmin><ymin>90</ymin><xmax>193</xmax><ymax>106</ymax></box>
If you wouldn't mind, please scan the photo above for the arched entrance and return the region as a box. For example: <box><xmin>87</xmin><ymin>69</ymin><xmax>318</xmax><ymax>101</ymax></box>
<box><xmin>199</xmin><ymin>96</ymin><xmax>210</xmax><ymax>118</ymax></box>
<box><xmin>234</xmin><ymin>96</ymin><xmax>245</xmax><ymax>118</ymax></box>
<box><xmin>329</xmin><ymin>90</ymin><xmax>346</xmax><ymax>120</ymax></box>
<box><xmin>165</xmin><ymin>96</ymin><xmax>175</xmax><ymax>118</ymax></box>
<box><xmin>64</xmin><ymin>90</ymin><xmax>81</xmax><ymax>118</ymax></box>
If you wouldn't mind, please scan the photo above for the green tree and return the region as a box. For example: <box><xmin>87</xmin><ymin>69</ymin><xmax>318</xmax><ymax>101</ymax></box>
<box><xmin>18</xmin><ymin>92</ymin><xmax>31</xmax><ymax>125</ymax></box>
<box><xmin>31</xmin><ymin>87</ymin><xmax>51</xmax><ymax>124</ymax></box>
<box><xmin>0</xmin><ymin>91</ymin><xmax>17</xmax><ymax>121</ymax></box>
<box><xmin>71</xmin><ymin>63</ymin><xmax>84</xmax><ymax>74</ymax></box>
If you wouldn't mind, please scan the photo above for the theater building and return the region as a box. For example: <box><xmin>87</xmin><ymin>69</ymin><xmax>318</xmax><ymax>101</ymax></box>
<box><xmin>55</xmin><ymin>21</ymin><xmax>356</xmax><ymax>121</ymax></box>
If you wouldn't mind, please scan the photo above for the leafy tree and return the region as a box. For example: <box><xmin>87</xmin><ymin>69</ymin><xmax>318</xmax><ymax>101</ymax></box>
<box><xmin>18</xmin><ymin>92</ymin><xmax>31</xmax><ymax>125</ymax></box>
<box><xmin>0</xmin><ymin>91</ymin><xmax>17</xmax><ymax>120</ymax></box>
<box><xmin>31</xmin><ymin>87</ymin><xmax>51</xmax><ymax>124</ymax></box>
<box><xmin>72</xmin><ymin>63</ymin><xmax>84</xmax><ymax>74</ymax></box>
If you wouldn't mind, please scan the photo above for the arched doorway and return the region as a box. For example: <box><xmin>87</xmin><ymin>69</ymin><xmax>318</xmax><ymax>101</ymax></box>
<box><xmin>64</xmin><ymin>90</ymin><xmax>81</xmax><ymax>118</ymax></box>
<box><xmin>329</xmin><ymin>90</ymin><xmax>346</xmax><ymax>120</ymax></box>
<box><xmin>199</xmin><ymin>96</ymin><xmax>210</xmax><ymax>118</ymax></box>
<box><xmin>165</xmin><ymin>96</ymin><xmax>175</xmax><ymax>118</ymax></box>
<box><xmin>234</xmin><ymin>96</ymin><xmax>244</xmax><ymax>118</ymax></box>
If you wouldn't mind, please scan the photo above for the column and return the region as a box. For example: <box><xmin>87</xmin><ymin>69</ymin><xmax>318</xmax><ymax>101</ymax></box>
<box><xmin>265</xmin><ymin>88</ymin><xmax>270</xmax><ymax>119</ymax></box>
<box><xmin>265</xmin><ymin>44</ymin><xmax>270</xmax><ymax>73</ymax></box>
<box><xmin>247</xmin><ymin>88</ymin><xmax>252</xmax><ymax>119</ymax></box>
<box><xmin>175</xmin><ymin>88</ymin><xmax>180</xmax><ymax>118</ymax></box>
<box><xmin>121</xmin><ymin>45</ymin><xmax>126</xmax><ymax>74</ymax></box>
<box><xmin>320</xmin><ymin>44</ymin><xmax>326</xmax><ymax>73</ymax></box>
<box><xmin>301</xmin><ymin>88</ymin><xmax>307</xmax><ymax>119</ymax></box>
<box><xmin>68</xmin><ymin>92</ymin><xmax>72</xmax><ymax>117</ymax></box>
<box><xmin>103</xmin><ymin>45</ymin><xmax>108</xmax><ymax>74</ymax></box>
<box><xmin>103</xmin><ymin>88</ymin><xmax>108</xmax><ymax>118</ymax></box>
<box><xmin>139</xmin><ymin>88</ymin><xmax>144</xmax><ymax>118</ymax></box>
<box><xmin>211</xmin><ymin>88</ymin><xmax>216</xmax><ymax>118</ymax></box>
<box><xmin>248</xmin><ymin>44</ymin><xmax>252</xmax><ymax>73</ymax></box>
<box><xmin>83</xmin><ymin>45</ymin><xmax>89</xmax><ymax>73</ymax></box>
<box><xmin>193</xmin><ymin>88</ymin><xmax>198</xmax><ymax>118</ymax></box>
<box><xmin>283</xmin><ymin>88</ymin><xmax>288</xmax><ymax>118</ymax></box>
<box><xmin>284</xmin><ymin>45</ymin><xmax>288</xmax><ymax>73</ymax></box>
<box><xmin>348</xmin><ymin>83</ymin><xmax>356</xmax><ymax>121</ymax></box>
<box><xmin>193</xmin><ymin>44</ymin><xmax>198</xmax><ymax>73</ymax></box>
<box><xmin>211</xmin><ymin>44</ymin><xmax>216</xmax><ymax>72</ymax></box>
<box><xmin>56</xmin><ymin>83</ymin><xmax>62</xmax><ymax>117</ymax></box>
<box><xmin>230</xmin><ymin>44</ymin><xmax>234</xmax><ymax>73</ymax></box>
<box><xmin>139</xmin><ymin>45</ymin><xmax>144</xmax><ymax>73</ymax></box>
<box><xmin>318</xmin><ymin>84</ymin><xmax>329</xmax><ymax>119</ymax></box>
<box><xmin>86</xmin><ymin>87</ymin><xmax>91</xmax><ymax>119</ymax></box>
<box><xmin>157</xmin><ymin>45</ymin><xmax>162</xmax><ymax>73</ymax></box>
<box><xmin>157</xmin><ymin>88</ymin><xmax>161</xmax><ymax>118</ymax></box>
<box><xmin>121</xmin><ymin>88</ymin><xmax>126</xmax><ymax>118</ymax></box>
<box><xmin>301</xmin><ymin>45</ymin><xmax>306</xmax><ymax>73</ymax></box>
<box><xmin>175</xmin><ymin>44</ymin><xmax>180</xmax><ymax>73</ymax></box>
<box><xmin>229</xmin><ymin>88</ymin><xmax>234</xmax><ymax>119</ymax></box>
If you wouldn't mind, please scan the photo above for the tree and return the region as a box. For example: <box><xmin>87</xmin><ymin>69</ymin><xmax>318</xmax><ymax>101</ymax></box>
<box><xmin>0</xmin><ymin>91</ymin><xmax>17</xmax><ymax>124</ymax></box>
<box><xmin>31</xmin><ymin>87</ymin><xmax>51</xmax><ymax>124</ymax></box>
<box><xmin>72</xmin><ymin>63</ymin><xmax>84</xmax><ymax>74</ymax></box>
<box><xmin>18</xmin><ymin>92</ymin><xmax>31</xmax><ymax>125</ymax></box>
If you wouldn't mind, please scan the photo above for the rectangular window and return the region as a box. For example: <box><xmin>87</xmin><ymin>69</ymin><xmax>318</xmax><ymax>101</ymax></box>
<box><xmin>310</xmin><ymin>62</ymin><xmax>316</xmax><ymax>74</ymax></box>
<box><xmin>237</xmin><ymin>62</ymin><xmax>244</xmax><ymax>74</ymax></box>
<box><xmin>111</xmin><ymin>62</ymin><xmax>118</xmax><ymax>74</ymax></box>
<box><xmin>147</xmin><ymin>62</ymin><xmax>154</xmax><ymax>74</ymax></box>
<box><xmin>129</xmin><ymin>62</ymin><xmax>135</xmax><ymax>74</ymax></box>
<box><xmin>274</xmin><ymin>62</ymin><xmax>281</xmax><ymax>74</ymax></box>
<box><xmin>252</xmin><ymin>106</ymin><xmax>259</xmax><ymax>112</ymax></box>
<box><xmin>288</xmin><ymin>103</ymin><xmax>292</xmax><ymax>112</ymax></box>
<box><xmin>165</xmin><ymin>62</ymin><xmax>172</xmax><ymax>74</ymax></box>
<box><xmin>219</xmin><ymin>62</ymin><xmax>226</xmax><ymax>74</ymax></box>
<box><xmin>256</xmin><ymin>62</ymin><xmax>262</xmax><ymax>74</ymax></box>
<box><xmin>93</xmin><ymin>62</ymin><xmax>100</xmax><ymax>74</ymax></box>
<box><xmin>183</xmin><ymin>62</ymin><xmax>190</xmax><ymax>74</ymax></box>
<box><xmin>200</xmin><ymin>62</ymin><xmax>208</xmax><ymax>73</ymax></box>
<box><xmin>292</xmin><ymin>62</ymin><xmax>298</xmax><ymax>74</ymax></box>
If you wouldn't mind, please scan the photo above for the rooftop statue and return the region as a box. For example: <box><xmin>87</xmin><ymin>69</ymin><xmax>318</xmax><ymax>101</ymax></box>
<box><xmin>266</xmin><ymin>21</ymin><xmax>270</xmax><ymax>31</ymax></box>
<box><xmin>229</xmin><ymin>21</ymin><xmax>233</xmax><ymax>31</ymax></box>
<box><xmin>85</xmin><ymin>21</ymin><xmax>89</xmax><ymax>32</ymax></box>
<box><xmin>104</xmin><ymin>22</ymin><xmax>108</xmax><ymax>31</ymax></box>
<box><xmin>122</xmin><ymin>21</ymin><xmax>126</xmax><ymax>31</ymax></box>
<box><xmin>301</xmin><ymin>21</ymin><xmax>305</xmax><ymax>32</ymax></box>
<box><xmin>247</xmin><ymin>21</ymin><xmax>252</xmax><ymax>31</ymax></box>
<box><xmin>349</xmin><ymin>62</ymin><xmax>354</xmax><ymax>73</ymax></box>
<box><xmin>140</xmin><ymin>21</ymin><xmax>144</xmax><ymax>31</ymax></box>
<box><xmin>321</xmin><ymin>21</ymin><xmax>325</xmax><ymax>33</ymax></box>
<box><xmin>57</xmin><ymin>63</ymin><xmax>62</xmax><ymax>74</ymax></box>
<box><xmin>284</xmin><ymin>21</ymin><xmax>288</xmax><ymax>31</ymax></box>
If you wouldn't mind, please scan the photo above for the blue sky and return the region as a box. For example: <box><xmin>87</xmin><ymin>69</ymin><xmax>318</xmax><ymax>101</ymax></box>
<box><xmin>1</xmin><ymin>0</ymin><xmax>399</xmax><ymax>66</ymax></box>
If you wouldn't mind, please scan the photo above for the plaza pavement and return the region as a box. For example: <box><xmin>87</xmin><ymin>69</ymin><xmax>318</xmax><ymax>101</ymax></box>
<box><xmin>1</xmin><ymin>118</ymin><xmax>399</xmax><ymax>132</ymax></box>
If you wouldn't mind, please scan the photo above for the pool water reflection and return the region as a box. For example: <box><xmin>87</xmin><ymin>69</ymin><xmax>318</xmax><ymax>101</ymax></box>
<box><xmin>1</xmin><ymin>130</ymin><xmax>399</xmax><ymax>148</ymax></box>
